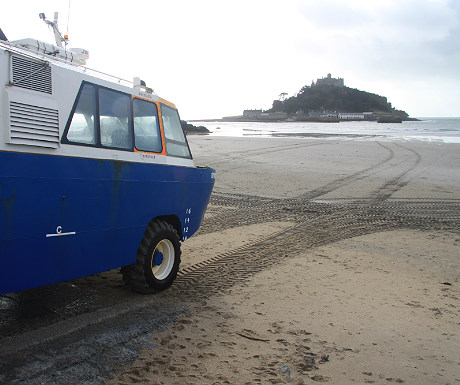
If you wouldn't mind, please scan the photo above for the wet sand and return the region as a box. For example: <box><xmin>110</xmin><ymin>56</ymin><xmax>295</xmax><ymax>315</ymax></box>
<box><xmin>109</xmin><ymin>136</ymin><xmax>460</xmax><ymax>385</ymax></box>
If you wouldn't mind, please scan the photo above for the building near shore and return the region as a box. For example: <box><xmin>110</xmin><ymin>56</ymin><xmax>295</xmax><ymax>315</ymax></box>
<box><xmin>241</xmin><ymin>109</ymin><xmax>388</xmax><ymax>121</ymax></box>
<box><xmin>309</xmin><ymin>110</ymin><xmax>338</xmax><ymax>118</ymax></box>
<box><xmin>243</xmin><ymin>109</ymin><xmax>262</xmax><ymax>118</ymax></box>
<box><xmin>339</xmin><ymin>112</ymin><xmax>365</xmax><ymax>120</ymax></box>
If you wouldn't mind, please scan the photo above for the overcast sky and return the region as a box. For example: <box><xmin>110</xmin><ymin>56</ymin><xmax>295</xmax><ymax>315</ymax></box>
<box><xmin>1</xmin><ymin>0</ymin><xmax>459</xmax><ymax>119</ymax></box>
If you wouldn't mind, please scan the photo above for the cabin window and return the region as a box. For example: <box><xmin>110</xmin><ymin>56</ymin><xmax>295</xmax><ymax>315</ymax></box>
<box><xmin>99</xmin><ymin>89</ymin><xmax>132</xmax><ymax>150</ymax></box>
<box><xmin>66</xmin><ymin>84</ymin><xmax>97</xmax><ymax>145</ymax></box>
<box><xmin>133</xmin><ymin>99</ymin><xmax>162</xmax><ymax>153</ymax></box>
<box><xmin>64</xmin><ymin>82</ymin><xmax>191</xmax><ymax>159</ymax></box>
<box><xmin>161</xmin><ymin>104</ymin><xmax>191</xmax><ymax>159</ymax></box>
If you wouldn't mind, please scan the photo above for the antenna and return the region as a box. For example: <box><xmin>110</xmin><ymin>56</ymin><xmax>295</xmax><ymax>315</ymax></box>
<box><xmin>66</xmin><ymin>0</ymin><xmax>72</xmax><ymax>38</ymax></box>
<box><xmin>39</xmin><ymin>12</ymin><xmax>68</xmax><ymax>47</ymax></box>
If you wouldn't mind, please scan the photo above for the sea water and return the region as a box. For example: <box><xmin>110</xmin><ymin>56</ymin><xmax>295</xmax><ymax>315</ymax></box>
<box><xmin>192</xmin><ymin>118</ymin><xmax>460</xmax><ymax>144</ymax></box>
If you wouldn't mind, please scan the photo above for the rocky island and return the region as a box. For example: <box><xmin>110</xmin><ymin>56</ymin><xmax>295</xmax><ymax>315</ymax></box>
<box><xmin>225</xmin><ymin>74</ymin><xmax>415</xmax><ymax>123</ymax></box>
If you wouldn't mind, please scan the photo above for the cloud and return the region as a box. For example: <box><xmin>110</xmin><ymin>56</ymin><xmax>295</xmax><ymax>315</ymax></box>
<box><xmin>298</xmin><ymin>0</ymin><xmax>370</xmax><ymax>31</ymax></box>
<box><xmin>295</xmin><ymin>0</ymin><xmax>459</xmax><ymax>81</ymax></box>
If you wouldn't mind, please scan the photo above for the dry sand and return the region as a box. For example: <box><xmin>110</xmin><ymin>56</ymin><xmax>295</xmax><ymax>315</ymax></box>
<box><xmin>109</xmin><ymin>136</ymin><xmax>460</xmax><ymax>385</ymax></box>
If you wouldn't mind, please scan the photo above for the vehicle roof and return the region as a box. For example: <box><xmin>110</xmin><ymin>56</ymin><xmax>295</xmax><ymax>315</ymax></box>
<box><xmin>0</xmin><ymin>39</ymin><xmax>177</xmax><ymax>109</ymax></box>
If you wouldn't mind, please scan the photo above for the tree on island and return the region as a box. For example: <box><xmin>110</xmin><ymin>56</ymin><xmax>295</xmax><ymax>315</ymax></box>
<box><xmin>278</xmin><ymin>92</ymin><xmax>288</xmax><ymax>101</ymax></box>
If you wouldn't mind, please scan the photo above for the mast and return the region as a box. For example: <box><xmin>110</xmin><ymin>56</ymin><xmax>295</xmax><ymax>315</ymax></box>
<box><xmin>39</xmin><ymin>12</ymin><xmax>68</xmax><ymax>47</ymax></box>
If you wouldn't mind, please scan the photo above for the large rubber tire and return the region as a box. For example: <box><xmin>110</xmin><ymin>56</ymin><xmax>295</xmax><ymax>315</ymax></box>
<box><xmin>121</xmin><ymin>220</ymin><xmax>181</xmax><ymax>293</ymax></box>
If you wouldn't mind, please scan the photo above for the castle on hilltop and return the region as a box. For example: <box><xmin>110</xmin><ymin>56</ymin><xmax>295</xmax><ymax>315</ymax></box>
<box><xmin>312</xmin><ymin>73</ymin><xmax>344</xmax><ymax>88</ymax></box>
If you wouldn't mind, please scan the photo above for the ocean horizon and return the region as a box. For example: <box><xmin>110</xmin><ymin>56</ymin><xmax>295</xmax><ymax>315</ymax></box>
<box><xmin>191</xmin><ymin>117</ymin><xmax>460</xmax><ymax>144</ymax></box>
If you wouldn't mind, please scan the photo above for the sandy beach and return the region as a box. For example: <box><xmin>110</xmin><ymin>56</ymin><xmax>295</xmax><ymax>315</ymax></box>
<box><xmin>105</xmin><ymin>135</ymin><xmax>460</xmax><ymax>385</ymax></box>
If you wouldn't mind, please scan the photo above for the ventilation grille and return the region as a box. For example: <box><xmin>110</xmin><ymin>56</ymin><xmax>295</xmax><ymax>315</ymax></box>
<box><xmin>11</xmin><ymin>56</ymin><xmax>52</xmax><ymax>94</ymax></box>
<box><xmin>9</xmin><ymin>102</ymin><xmax>60</xmax><ymax>148</ymax></box>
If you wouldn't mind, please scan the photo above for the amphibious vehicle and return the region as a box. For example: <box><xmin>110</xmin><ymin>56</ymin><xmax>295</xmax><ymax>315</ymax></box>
<box><xmin>0</xmin><ymin>15</ymin><xmax>215</xmax><ymax>294</ymax></box>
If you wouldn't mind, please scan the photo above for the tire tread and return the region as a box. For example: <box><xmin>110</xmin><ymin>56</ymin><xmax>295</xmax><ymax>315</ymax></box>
<box><xmin>121</xmin><ymin>220</ymin><xmax>181</xmax><ymax>294</ymax></box>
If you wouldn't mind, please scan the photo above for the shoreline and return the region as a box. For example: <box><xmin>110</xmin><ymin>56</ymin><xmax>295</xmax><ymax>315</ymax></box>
<box><xmin>184</xmin><ymin>118</ymin><xmax>460</xmax><ymax>144</ymax></box>
<box><xmin>187</xmin><ymin>117</ymin><xmax>421</xmax><ymax>123</ymax></box>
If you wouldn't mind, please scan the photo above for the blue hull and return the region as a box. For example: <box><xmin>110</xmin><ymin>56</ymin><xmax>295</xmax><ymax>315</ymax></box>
<box><xmin>0</xmin><ymin>151</ymin><xmax>215</xmax><ymax>294</ymax></box>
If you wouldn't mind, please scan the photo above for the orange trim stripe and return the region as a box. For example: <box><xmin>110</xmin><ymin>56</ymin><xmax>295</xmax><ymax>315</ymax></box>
<box><xmin>158</xmin><ymin>97</ymin><xmax>176</xmax><ymax>109</ymax></box>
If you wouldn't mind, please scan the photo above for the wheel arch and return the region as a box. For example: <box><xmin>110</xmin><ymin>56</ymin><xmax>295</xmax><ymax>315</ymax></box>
<box><xmin>151</xmin><ymin>214</ymin><xmax>182</xmax><ymax>239</ymax></box>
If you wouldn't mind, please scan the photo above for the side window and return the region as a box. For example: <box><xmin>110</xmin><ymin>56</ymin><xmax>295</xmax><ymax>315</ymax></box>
<box><xmin>161</xmin><ymin>104</ymin><xmax>191</xmax><ymax>159</ymax></box>
<box><xmin>133</xmin><ymin>99</ymin><xmax>162</xmax><ymax>153</ymax></box>
<box><xmin>99</xmin><ymin>89</ymin><xmax>132</xmax><ymax>150</ymax></box>
<box><xmin>66</xmin><ymin>84</ymin><xmax>96</xmax><ymax>144</ymax></box>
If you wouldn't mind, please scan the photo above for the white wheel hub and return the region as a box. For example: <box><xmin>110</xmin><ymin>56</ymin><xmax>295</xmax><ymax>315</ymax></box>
<box><xmin>151</xmin><ymin>239</ymin><xmax>175</xmax><ymax>280</ymax></box>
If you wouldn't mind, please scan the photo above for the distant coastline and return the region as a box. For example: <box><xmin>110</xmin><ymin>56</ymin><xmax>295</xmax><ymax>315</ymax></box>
<box><xmin>217</xmin><ymin>114</ymin><xmax>420</xmax><ymax>123</ymax></box>
<box><xmin>188</xmin><ymin>115</ymin><xmax>420</xmax><ymax>124</ymax></box>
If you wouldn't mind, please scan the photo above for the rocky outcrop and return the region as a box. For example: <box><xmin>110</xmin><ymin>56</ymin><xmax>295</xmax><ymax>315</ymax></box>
<box><xmin>181</xmin><ymin>121</ymin><xmax>210</xmax><ymax>135</ymax></box>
